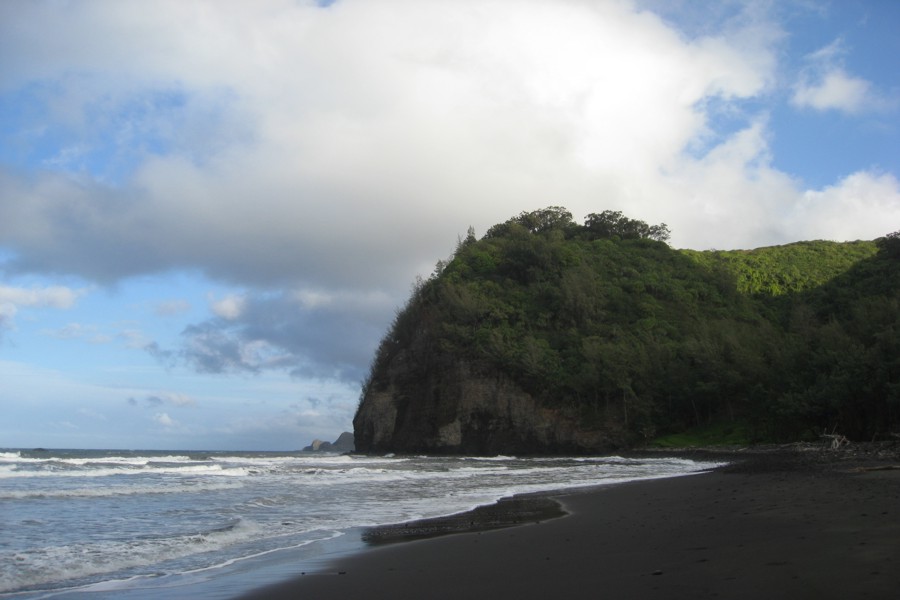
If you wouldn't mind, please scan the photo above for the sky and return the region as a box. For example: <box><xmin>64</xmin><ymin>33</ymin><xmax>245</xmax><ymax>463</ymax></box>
<box><xmin>1</xmin><ymin>0</ymin><xmax>898</xmax><ymax>450</ymax></box>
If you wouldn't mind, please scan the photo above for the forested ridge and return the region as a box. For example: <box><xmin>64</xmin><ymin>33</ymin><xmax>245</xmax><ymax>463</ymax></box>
<box><xmin>360</xmin><ymin>207</ymin><xmax>899</xmax><ymax>447</ymax></box>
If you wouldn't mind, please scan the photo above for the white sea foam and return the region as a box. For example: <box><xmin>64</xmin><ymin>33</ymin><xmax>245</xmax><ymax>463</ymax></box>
<box><xmin>463</xmin><ymin>455</ymin><xmax>517</xmax><ymax>461</ymax></box>
<box><xmin>0</xmin><ymin>450</ymin><xmax>723</xmax><ymax>598</ymax></box>
<box><xmin>27</xmin><ymin>530</ymin><xmax>349</xmax><ymax>600</ymax></box>
<box><xmin>63</xmin><ymin>455</ymin><xmax>197</xmax><ymax>466</ymax></box>
<box><xmin>0</xmin><ymin>518</ymin><xmax>267</xmax><ymax>593</ymax></box>
<box><xmin>0</xmin><ymin>480</ymin><xmax>245</xmax><ymax>500</ymax></box>
<box><xmin>0</xmin><ymin>462</ymin><xmax>251</xmax><ymax>479</ymax></box>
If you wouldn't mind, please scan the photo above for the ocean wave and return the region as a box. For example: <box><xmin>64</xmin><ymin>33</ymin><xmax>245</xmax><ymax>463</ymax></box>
<box><xmin>0</xmin><ymin>454</ymin><xmax>724</xmax><ymax>596</ymax></box>
<box><xmin>0</xmin><ymin>518</ymin><xmax>263</xmax><ymax>594</ymax></box>
<box><xmin>0</xmin><ymin>453</ymin><xmax>198</xmax><ymax>466</ymax></box>
<box><xmin>0</xmin><ymin>480</ymin><xmax>245</xmax><ymax>500</ymax></box>
<box><xmin>462</xmin><ymin>455</ymin><xmax>518</xmax><ymax>461</ymax></box>
<box><xmin>42</xmin><ymin>529</ymin><xmax>348</xmax><ymax>599</ymax></box>
<box><xmin>0</xmin><ymin>462</ymin><xmax>253</xmax><ymax>479</ymax></box>
<box><xmin>0</xmin><ymin>518</ymin><xmax>350</xmax><ymax>596</ymax></box>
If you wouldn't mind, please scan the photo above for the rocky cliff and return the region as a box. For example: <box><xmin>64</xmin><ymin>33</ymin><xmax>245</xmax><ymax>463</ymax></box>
<box><xmin>354</xmin><ymin>358</ymin><xmax>619</xmax><ymax>455</ymax></box>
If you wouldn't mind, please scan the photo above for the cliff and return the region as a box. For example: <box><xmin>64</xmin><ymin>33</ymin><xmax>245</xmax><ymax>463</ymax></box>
<box><xmin>354</xmin><ymin>354</ymin><xmax>618</xmax><ymax>455</ymax></box>
<box><xmin>354</xmin><ymin>208</ymin><xmax>899</xmax><ymax>454</ymax></box>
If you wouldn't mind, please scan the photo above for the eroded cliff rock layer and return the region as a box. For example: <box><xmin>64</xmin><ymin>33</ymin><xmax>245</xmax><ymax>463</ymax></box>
<box><xmin>354</xmin><ymin>359</ymin><xmax>618</xmax><ymax>455</ymax></box>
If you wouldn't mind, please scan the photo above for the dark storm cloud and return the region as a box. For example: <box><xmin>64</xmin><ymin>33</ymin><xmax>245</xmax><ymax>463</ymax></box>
<box><xmin>150</xmin><ymin>289</ymin><xmax>394</xmax><ymax>383</ymax></box>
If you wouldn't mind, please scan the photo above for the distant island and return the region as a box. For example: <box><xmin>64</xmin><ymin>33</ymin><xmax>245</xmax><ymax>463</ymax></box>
<box><xmin>354</xmin><ymin>207</ymin><xmax>899</xmax><ymax>455</ymax></box>
<box><xmin>303</xmin><ymin>432</ymin><xmax>355</xmax><ymax>453</ymax></box>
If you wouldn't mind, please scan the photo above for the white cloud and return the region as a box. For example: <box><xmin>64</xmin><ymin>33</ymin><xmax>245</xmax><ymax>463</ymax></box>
<box><xmin>790</xmin><ymin>172</ymin><xmax>900</xmax><ymax>241</ymax></box>
<box><xmin>154</xmin><ymin>412</ymin><xmax>176</xmax><ymax>427</ymax></box>
<box><xmin>651</xmin><ymin>120</ymin><xmax>801</xmax><ymax>249</ymax></box>
<box><xmin>0</xmin><ymin>285</ymin><xmax>86</xmax><ymax>334</ymax></box>
<box><xmin>0</xmin><ymin>285</ymin><xmax>82</xmax><ymax>310</ymax></box>
<box><xmin>790</xmin><ymin>38</ymin><xmax>886</xmax><ymax>114</ymax></box>
<box><xmin>0</xmin><ymin>0</ymin><xmax>783</xmax><ymax>291</ymax></box>
<box><xmin>792</xmin><ymin>68</ymin><xmax>872</xmax><ymax>114</ymax></box>
<box><xmin>210</xmin><ymin>294</ymin><xmax>246</xmax><ymax>320</ymax></box>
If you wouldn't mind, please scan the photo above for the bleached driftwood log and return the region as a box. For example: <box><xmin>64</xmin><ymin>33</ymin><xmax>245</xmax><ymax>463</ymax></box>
<box><xmin>821</xmin><ymin>433</ymin><xmax>849</xmax><ymax>450</ymax></box>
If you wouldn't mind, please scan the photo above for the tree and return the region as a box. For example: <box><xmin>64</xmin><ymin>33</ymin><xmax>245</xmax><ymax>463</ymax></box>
<box><xmin>514</xmin><ymin>206</ymin><xmax>574</xmax><ymax>234</ymax></box>
<box><xmin>877</xmin><ymin>230</ymin><xmax>900</xmax><ymax>258</ymax></box>
<box><xmin>485</xmin><ymin>206</ymin><xmax>574</xmax><ymax>238</ymax></box>
<box><xmin>583</xmin><ymin>210</ymin><xmax>670</xmax><ymax>243</ymax></box>
<box><xmin>648</xmin><ymin>223</ymin><xmax>671</xmax><ymax>243</ymax></box>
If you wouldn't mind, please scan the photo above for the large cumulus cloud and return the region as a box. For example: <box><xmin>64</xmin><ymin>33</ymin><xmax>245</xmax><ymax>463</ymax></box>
<box><xmin>1</xmin><ymin>0</ymin><xmax>898</xmax><ymax>381</ymax></box>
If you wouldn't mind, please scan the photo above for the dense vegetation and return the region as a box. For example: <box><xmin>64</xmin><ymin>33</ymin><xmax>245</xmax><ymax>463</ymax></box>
<box><xmin>362</xmin><ymin>207</ymin><xmax>899</xmax><ymax>445</ymax></box>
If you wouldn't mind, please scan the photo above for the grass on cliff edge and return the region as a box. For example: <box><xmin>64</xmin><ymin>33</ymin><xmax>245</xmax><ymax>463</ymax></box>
<box><xmin>648</xmin><ymin>422</ymin><xmax>755</xmax><ymax>448</ymax></box>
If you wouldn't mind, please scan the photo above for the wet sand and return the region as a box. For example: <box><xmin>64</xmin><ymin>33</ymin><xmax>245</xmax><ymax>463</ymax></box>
<box><xmin>238</xmin><ymin>449</ymin><xmax>900</xmax><ymax>599</ymax></box>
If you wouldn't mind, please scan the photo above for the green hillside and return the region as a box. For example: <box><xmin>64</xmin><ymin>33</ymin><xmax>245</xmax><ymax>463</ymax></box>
<box><xmin>682</xmin><ymin>240</ymin><xmax>877</xmax><ymax>296</ymax></box>
<box><xmin>361</xmin><ymin>208</ymin><xmax>899</xmax><ymax>447</ymax></box>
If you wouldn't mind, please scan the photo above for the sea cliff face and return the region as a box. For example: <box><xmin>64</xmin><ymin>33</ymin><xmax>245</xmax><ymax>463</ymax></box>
<box><xmin>354</xmin><ymin>354</ymin><xmax>619</xmax><ymax>455</ymax></box>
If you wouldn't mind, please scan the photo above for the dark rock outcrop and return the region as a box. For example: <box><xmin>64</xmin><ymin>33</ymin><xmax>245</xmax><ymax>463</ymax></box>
<box><xmin>354</xmin><ymin>353</ymin><xmax>619</xmax><ymax>455</ymax></box>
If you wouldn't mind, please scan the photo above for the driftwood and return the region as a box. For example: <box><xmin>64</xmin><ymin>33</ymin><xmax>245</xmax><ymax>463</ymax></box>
<box><xmin>821</xmin><ymin>432</ymin><xmax>850</xmax><ymax>450</ymax></box>
<box><xmin>855</xmin><ymin>464</ymin><xmax>900</xmax><ymax>472</ymax></box>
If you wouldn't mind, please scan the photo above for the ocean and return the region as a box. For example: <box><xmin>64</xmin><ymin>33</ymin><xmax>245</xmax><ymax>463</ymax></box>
<box><xmin>1</xmin><ymin>448</ymin><xmax>721</xmax><ymax>599</ymax></box>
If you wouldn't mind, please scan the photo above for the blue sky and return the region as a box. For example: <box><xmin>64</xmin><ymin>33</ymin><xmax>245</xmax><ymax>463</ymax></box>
<box><xmin>1</xmin><ymin>0</ymin><xmax>898</xmax><ymax>450</ymax></box>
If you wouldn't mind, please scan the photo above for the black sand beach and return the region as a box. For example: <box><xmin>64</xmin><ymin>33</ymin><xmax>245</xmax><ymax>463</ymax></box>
<box><xmin>238</xmin><ymin>448</ymin><xmax>900</xmax><ymax>599</ymax></box>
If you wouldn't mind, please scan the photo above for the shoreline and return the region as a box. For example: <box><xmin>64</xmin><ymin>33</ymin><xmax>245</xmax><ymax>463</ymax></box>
<box><xmin>237</xmin><ymin>446</ymin><xmax>900</xmax><ymax>599</ymax></box>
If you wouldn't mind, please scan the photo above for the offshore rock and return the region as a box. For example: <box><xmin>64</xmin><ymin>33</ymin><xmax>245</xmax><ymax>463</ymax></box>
<box><xmin>331</xmin><ymin>431</ymin><xmax>356</xmax><ymax>453</ymax></box>
<box><xmin>303</xmin><ymin>432</ymin><xmax>355</xmax><ymax>453</ymax></box>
